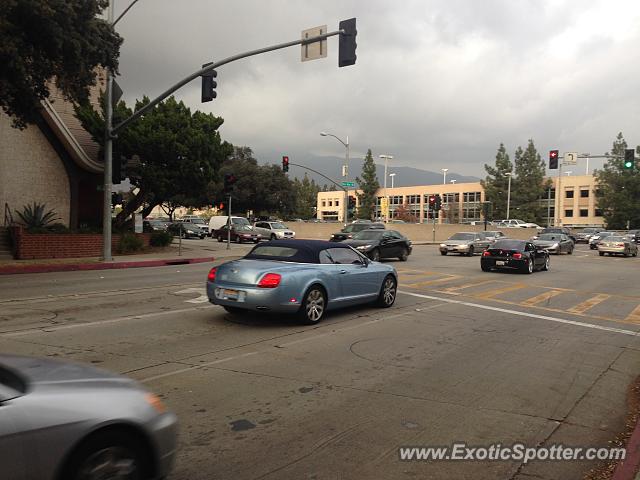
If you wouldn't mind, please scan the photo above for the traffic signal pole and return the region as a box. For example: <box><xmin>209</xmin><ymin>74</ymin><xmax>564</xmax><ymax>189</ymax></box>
<box><xmin>103</xmin><ymin>27</ymin><xmax>347</xmax><ymax>260</ymax></box>
<box><xmin>227</xmin><ymin>194</ymin><xmax>232</xmax><ymax>250</ymax></box>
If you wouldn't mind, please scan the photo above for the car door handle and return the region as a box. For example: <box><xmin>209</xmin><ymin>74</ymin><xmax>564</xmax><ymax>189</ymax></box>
<box><xmin>339</xmin><ymin>269</ymin><xmax>348</xmax><ymax>274</ymax></box>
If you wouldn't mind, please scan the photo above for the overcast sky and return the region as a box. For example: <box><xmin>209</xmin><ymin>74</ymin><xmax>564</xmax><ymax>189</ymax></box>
<box><xmin>113</xmin><ymin>0</ymin><xmax>640</xmax><ymax>178</ymax></box>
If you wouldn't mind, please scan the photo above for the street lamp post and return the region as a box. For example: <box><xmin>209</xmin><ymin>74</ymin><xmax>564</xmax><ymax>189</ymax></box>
<box><xmin>506</xmin><ymin>172</ymin><xmax>512</xmax><ymax>220</ymax></box>
<box><xmin>379</xmin><ymin>154</ymin><xmax>393</xmax><ymax>222</ymax></box>
<box><xmin>389</xmin><ymin>172</ymin><xmax>396</xmax><ymax>188</ymax></box>
<box><xmin>320</xmin><ymin>132</ymin><xmax>349</xmax><ymax>224</ymax></box>
<box><xmin>441</xmin><ymin>168</ymin><xmax>448</xmax><ymax>185</ymax></box>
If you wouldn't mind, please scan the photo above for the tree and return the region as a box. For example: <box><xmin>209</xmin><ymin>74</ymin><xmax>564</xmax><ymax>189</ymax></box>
<box><xmin>511</xmin><ymin>139</ymin><xmax>550</xmax><ymax>224</ymax></box>
<box><xmin>394</xmin><ymin>203</ymin><xmax>418</xmax><ymax>223</ymax></box>
<box><xmin>481</xmin><ymin>143</ymin><xmax>513</xmax><ymax>220</ymax></box>
<box><xmin>356</xmin><ymin>149</ymin><xmax>380</xmax><ymax>220</ymax></box>
<box><xmin>292</xmin><ymin>174</ymin><xmax>320</xmax><ymax>219</ymax></box>
<box><xmin>75</xmin><ymin>95</ymin><xmax>233</xmax><ymax>227</ymax></box>
<box><xmin>1</xmin><ymin>0</ymin><xmax>122</xmax><ymax>128</ymax></box>
<box><xmin>595</xmin><ymin>132</ymin><xmax>640</xmax><ymax>229</ymax></box>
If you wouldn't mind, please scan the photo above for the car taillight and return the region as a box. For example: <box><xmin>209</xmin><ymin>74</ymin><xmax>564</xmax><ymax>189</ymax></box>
<box><xmin>207</xmin><ymin>267</ymin><xmax>216</xmax><ymax>282</ymax></box>
<box><xmin>482</xmin><ymin>251</ymin><xmax>491</xmax><ymax>257</ymax></box>
<box><xmin>615</xmin><ymin>243</ymin><xmax>625</xmax><ymax>247</ymax></box>
<box><xmin>512</xmin><ymin>253</ymin><xmax>523</xmax><ymax>259</ymax></box>
<box><xmin>258</xmin><ymin>273</ymin><xmax>281</xmax><ymax>288</ymax></box>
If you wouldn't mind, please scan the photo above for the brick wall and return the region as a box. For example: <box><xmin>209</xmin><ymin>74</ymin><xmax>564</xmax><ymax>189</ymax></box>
<box><xmin>11</xmin><ymin>226</ymin><xmax>151</xmax><ymax>259</ymax></box>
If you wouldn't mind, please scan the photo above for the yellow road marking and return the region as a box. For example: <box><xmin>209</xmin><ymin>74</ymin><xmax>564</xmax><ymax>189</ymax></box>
<box><xmin>624</xmin><ymin>305</ymin><xmax>640</xmax><ymax>324</ymax></box>
<box><xmin>439</xmin><ymin>280</ymin><xmax>498</xmax><ymax>294</ymax></box>
<box><xmin>520</xmin><ymin>290</ymin><xmax>564</xmax><ymax>307</ymax></box>
<box><xmin>567</xmin><ymin>294</ymin><xmax>611</xmax><ymax>314</ymax></box>
<box><xmin>401</xmin><ymin>274</ymin><xmax>463</xmax><ymax>288</ymax></box>
<box><xmin>474</xmin><ymin>283</ymin><xmax>527</xmax><ymax>299</ymax></box>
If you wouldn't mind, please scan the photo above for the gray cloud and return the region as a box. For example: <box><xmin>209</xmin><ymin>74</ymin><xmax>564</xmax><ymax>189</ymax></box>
<box><xmin>113</xmin><ymin>0</ymin><xmax>640</xmax><ymax>178</ymax></box>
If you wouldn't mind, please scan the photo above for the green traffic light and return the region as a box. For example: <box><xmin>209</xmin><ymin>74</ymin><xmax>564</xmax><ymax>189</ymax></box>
<box><xmin>625</xmin><ymin>161</ymin><xmax>633</xmax><ymax>168</ymax></box>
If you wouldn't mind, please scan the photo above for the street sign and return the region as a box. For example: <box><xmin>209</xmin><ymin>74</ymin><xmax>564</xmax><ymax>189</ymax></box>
<box><xmin>301</xmin><ymin>25</ymin><xmax>328</xmax><ymax>62</ymax></box>
<box><xmin>341</xmin><ymin>181</ymin><xmax>355</xmax><ymax>187</ymax></box>
<box><xmin>380</xmin><ymin>197</ymin><xmax>389</xmax><ymax>220</ymax></box>
<box><xmin>564</xmin><ymin>152</ymin><xmax>578</xmax><ymax>165</ymax></box>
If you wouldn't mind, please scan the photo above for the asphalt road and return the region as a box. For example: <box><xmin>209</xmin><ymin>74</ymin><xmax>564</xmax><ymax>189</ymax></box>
<box><xmin>2</xmin><ymin>243</ymin><xmax>640</xmax><ymax>480</ymax></box>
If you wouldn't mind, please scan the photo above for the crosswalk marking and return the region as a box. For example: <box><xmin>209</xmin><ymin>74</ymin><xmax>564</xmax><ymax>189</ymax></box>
<box><xmin>625</xmin><ymin>304</ymin><xmax>640</xmax><ymax>324</ymax></box>
<box><xmin>567</xmin><ymin>294</ymin><xmax>611</xmax><ymax>314</ymax></box>
<box><xmin>474</xmin><ymin>283</ymin><xmax>527</xmax><ymax>299</ymax></box>
<box><xmin>401</xmin><ymin>274</ymin><xmax>463</xmax><ymax>288</ymax></box>
<box><xmin>520</xmin><ymin>290</ymin><xmax>564</xmax><ymax>307</ymax></box>
<box><xmin>439</xmin><ymin>280</ymin><xmax>497</xmax><ymax>294</ymax></box>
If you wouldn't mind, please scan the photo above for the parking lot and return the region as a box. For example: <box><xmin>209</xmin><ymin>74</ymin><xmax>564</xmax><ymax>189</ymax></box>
<box><xmin>2</xmin><ymin>243</ymin><xmax>640</xmax><ymax>479</ymax></box>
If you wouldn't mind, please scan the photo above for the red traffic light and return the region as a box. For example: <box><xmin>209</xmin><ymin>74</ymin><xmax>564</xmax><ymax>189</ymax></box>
<box><xmin>282</xmin><ymin>156</ymin><xmax>290</xmax><ymax>172</ymax></box>
<box><xmin>549</xmin><ymin>150</ymin><xmax>559</xmax><ymax>169</ymax></box>
<box><xmin>428</xmin><ymin>195</ymin><xmax>436</xmax><ymax>205</ymax></box>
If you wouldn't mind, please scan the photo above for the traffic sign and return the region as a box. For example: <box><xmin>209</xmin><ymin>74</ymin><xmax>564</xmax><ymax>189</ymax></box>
<box><xmin>564</xmin><ymin>152</ymin><xmax>578</xmax><ymax>165</ymax></box>
<box><xmin>341</xmin><ymin>181</ymin><xmax>355</xmax><ymax>187</ymax></box>
<box><xmin>301</xmin><ymin>25</ymin><xmax>328</xmax><ymax>62</ymax></box>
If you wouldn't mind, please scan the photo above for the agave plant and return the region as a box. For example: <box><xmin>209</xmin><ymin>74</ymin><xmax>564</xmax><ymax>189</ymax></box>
<box><xmin>15</xmin><ymin>203</ymin><xmax>59</xmax><ymax>228</ymax></box>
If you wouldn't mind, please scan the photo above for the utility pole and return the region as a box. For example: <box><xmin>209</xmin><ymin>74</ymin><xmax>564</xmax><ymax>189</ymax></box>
<box><xmin>226</xmin><ymin>195</ymin><xmax>232</xmax><ymax>250</ymax></box>
<box><xmin>102</xmin><ymin>1</ymin><xmax>114</xmax><ymax>261</ymax></box>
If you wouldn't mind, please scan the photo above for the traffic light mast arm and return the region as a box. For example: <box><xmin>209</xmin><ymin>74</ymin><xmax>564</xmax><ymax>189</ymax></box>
<box><xmin>111</xmin><ymin>29</ymin><xmax>344</xmax><ymax>136</ymax></box>
<box><xmin>289</xmin><ymin>162</ymin><xmax>348</xmax><ymax>194</ymax></box>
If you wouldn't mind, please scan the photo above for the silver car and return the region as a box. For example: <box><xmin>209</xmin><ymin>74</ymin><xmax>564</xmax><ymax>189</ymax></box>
<box><xmin>598</xmin><ymin>235</ymin><xmax>638</xmax><ymax>257</ymax></box>
<box><xmin>253</xmin><ymin>221</ymin><xmax>296</xmax><ymax>240</ymax></box>
<box><xmin>439</xmin><ymin>232</ymin><xmax>491</xmax><ymax>256</ymax></box>
<box><xmin>0</xmin><ymin>355</ymin><xmax>177</xmax><ymax>480</ymax></box>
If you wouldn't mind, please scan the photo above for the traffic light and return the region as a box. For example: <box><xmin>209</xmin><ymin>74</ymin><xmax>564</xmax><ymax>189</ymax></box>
<box><xmin>434</xmin><ymin>194</ymin><xmax>442</xmax><ymax>211</ymax></box>
<box><xmin>223</xmin><ymin>173</ymin><xmax>237</xmax><ymax>194</ymax></box>
<box><xmin>282</xmin><ymin>156</ymin><xmax>289</xmax><ymax>172</ymax></box>
<box><xmin>338</xmin><ymin>18</ymin><xmax>357</xmax><ymax>67</ymax></box>
<box><xmin>428</xmin><ymin>195</ymin><xmax>436</xmax><ymax>208</ymax></box>
<box><xmin>112</xmin><ymin>156</ymin><xmax>127</xmax><ymax>184</ymax></box>
<box><xmin>348</xmin><ymin>195</ymin><xmax>356</xmax><ymax>211</ymax></box>
<box><xmin>201</xmin><ymin>63</ymin><xmax>217</xmax><ymax>102</ymax></box>
<box><xmin>624</xmin><ymin>149</ymin><xmax>635</xmax><ymax>170</ymax></box>
<box><xmin>549</xmin><ymin>150</ymin><xmax>559</xmax><ymax>169</ymax></box>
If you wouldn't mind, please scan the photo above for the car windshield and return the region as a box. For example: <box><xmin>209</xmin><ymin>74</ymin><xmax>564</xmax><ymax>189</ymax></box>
<box><xmin>231</xmin><ymin>218</ymin><xmax>250</xmax><ymax>226</ymax></box>
<box><xmin>599</xmin><ymin>232</ymin><xmax>614</xmax><ymax>237</ymax></box>
<box><xmin>189</xmin><ymin>218</ymin><xmax>205</xmax><ymax>224</ymax></box>
<box><xmin>449</xmin><ymin>233</ymin><xmax>475</xmax><ymax>240</ymax></box>
<box><xmin>537</xmin><ymin>234</ymin><xmax>561</xmax><ymax>241</ymax></box>
<box><xmin>236</xmin><ymin>225</ymin><xmax>253</xmax><ymax>232</ymax></box>
<box><xmin>492</xmin><ymin>240</ymin><xmax>526</xmax><ymax>250</ymax></box>
<box><xmin>606</xmin><ymin>236</ymin><xmax>626</xmax><ymax>242</ymax></box>
<box><xmin>485</xmin><ymin>231</ymin><xmax>500</xmax><ymax>236</ymax></box>
<box><xmin>247</xmin><ymin>246</ymin><xmax>298</xmax><ymax>258</ymax></box>
<box><xmin>353</xmin><ymin>230</ymin><xmax>385</xmax><ymax>240</ymax></box>
<box><xmin>271</xmin><ymin>223</ymin><xmax>287</xmax><ymax>229</ymax></box>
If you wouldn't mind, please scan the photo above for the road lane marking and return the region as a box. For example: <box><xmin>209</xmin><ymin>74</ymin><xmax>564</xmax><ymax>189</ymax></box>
<box><xmin>398</xmin><ymin>290</ymin><xmax>640</xmax><ymax>337</ymax></box>
<box><xmin>473</xmin><ymin>283</ymin><xmax>526</xmax><ymax>299</ymax></box>
<box><xmin>0</xmin><ymin>305</ymin><xmax>213</xmax><ymax>336</ymax></box>
<box><xmin>400</xmin><ymin>274</ymin><xmax>463</xmax><ymax>288</ymax></box>
<box><xmin>625</xmin><ymin>305</ymin><xmax>640</xmax><ymax>324</ymax></box>
<box><xmin>439</xmin><ymin>280</ymin><xmax>497</xmax><ymax>294</ymax></box>
<box><xmin>567</xmin><ymin>293</ymin><xmax>611</xmax><ymax>314</ymax></box>
<box><xmin>520</xmin><ymin>290</ymin><xmax>564</xmax><ymax>307</ymax></box>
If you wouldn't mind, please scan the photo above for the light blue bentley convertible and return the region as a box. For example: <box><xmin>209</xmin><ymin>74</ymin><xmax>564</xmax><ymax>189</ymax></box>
<box><xmin>206</xmin><ymin>239</ymin><xmax>398</xmax><ymax>324</ymax></box>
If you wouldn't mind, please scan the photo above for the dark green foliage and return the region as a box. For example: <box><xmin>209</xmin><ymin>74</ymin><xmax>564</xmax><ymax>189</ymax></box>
<box><xmin>292</xmin><ymin>174</ymin><xmax>321</xmax><ymax>218</ymax></box>
<box><xmin>0</xmin><ymin>0</ymin><xmax>122</xmax><ymax>128</ymax></box>
<box><xmin>481</xmin><ymin>143</ymin><xmax>513</xmax><ymax>220</ymax></box>
<box><xmin>511</xmin><ymin>140</ymin><xmax>551</xmax><ymax>224</ymax></box>
<box><xmin>117</xmin><ymin>233</ymin><xmax>144</xmax><ymax>254</ymax></box>
<box><xmin>15</xmin><ymin>202</ymin><xmax>59</xmax><ymax>228</ymax></box>
<box><xmin>150</xmin><ymin>231</ymin><xmax>173</xmax><ymax>247</ymax></box>
<box><xmin>595</xmin><ymin>132</ymin><xmax>640</xmax><ymax>229</ymax></box>
<box><xmin>356</xmin><ymin>149</ymin><xmax>380</xmax><ymax>220</ymax></box>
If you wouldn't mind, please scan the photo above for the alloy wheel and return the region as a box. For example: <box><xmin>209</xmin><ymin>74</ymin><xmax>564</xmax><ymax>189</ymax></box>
<box><xmin>382</xmin><ymin>276</ymin><xmax>396</xmax><ymax>306</ymax></box>
<box><xmin>304</xmin><ymin>289</ymin><xmax>325</xmax><ymax>323</ymax></box>
<box><xmin>77</xmin><ymin>446</ymin><xmax>138</xmax><ymax>480</ymax></box>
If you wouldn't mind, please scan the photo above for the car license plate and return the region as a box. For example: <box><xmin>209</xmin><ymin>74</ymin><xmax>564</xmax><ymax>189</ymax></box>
<box><xmin>216</xmin><ymin>288</ymin><xmax>245</xmax><ymax>302</ymax></box>
<box><xmin>496</xmin><ymin>260</ymin><xmax>505</xmax><ymax>266</ymax></box>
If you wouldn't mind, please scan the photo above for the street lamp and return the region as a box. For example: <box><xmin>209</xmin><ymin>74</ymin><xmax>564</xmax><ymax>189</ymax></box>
<box><xmin>389</xmin><ymin>172</ymin><xmax>396</xmax><ymax>188</ymax></box>
<box><xmin>379</xmin><ymin>154</ymin><xmax>393</xmax><ymax>223</ymax></box>
<box><xmin>320</xmin><ymin>132</ymin><xmax>350</xmax><ymax>224</ymax></box>
<box><xmin>506</xmin><ymin>172</ymin><xmax>512</xmax><ymax>220</ymax></box>
<box><xmin>441</xmin><ymin>168</ymin><xmax>449</xmax><ymax>184</ymax></box>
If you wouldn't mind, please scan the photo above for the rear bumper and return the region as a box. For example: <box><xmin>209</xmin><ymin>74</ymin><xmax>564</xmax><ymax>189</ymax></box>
<box><xmin>598</xmin><ymin>246</ymin><xmax>627</xmax><ymax>253</ymax></box>
<box><xmin>440</xmin><ymin>244</ymin><xmax>471</xmax><ymax>253</ymax></box>
<box><xmin>206</xmin><ymin>281</ymin><xmax>301</xmax><ymax>312</ymax></box>
<box><xmin>481</xmin><ymin>258</ymin><xmax>526</xmax><ymax>270</ymax></box>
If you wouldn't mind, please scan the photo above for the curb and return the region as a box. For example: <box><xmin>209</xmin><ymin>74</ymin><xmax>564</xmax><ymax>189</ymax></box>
<box><xmin>0</xmin><ymin>257</ymin><xmax>216</xmax><ymax>275</ymax></box>
<box><xmin>612</xmin><ymin>419</ymin><xmax>640</xmax><ymax>480</ymax></box>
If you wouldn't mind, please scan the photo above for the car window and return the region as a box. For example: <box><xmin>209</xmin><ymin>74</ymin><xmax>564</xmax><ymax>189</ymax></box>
<box><xmin>353</xmin><ymin>230</ymin><xmax>384</xmax><ymax>240</ymax></box>
<box><xmin>271</xmin><ymin>223</ymin><xmax>287</xmax><ymax>229</ymax></box>
<box><xmin>389</xmin><ymin>231</ymin><xmax>403</xmax><ymax>239</ymax></box>
<box><xmin>248</xmin><ymin>246</ymin><xmax>298</xmax><ymax>258</ymax></box>
<box><xmin>319</xmin><ymin>250</ymin><xmax>333</xmax><ymax>264</ymax></box>
<box><xmin>343</xmin><ymin>225</ymin><xmax>356</xmax><ymax>233</ymax></box>
<box><xmin>327</xmin><ymin>248</ymin><xmax>363</xmax><ymax>264</ymax></box>
<box><xmin>450</xmin><ymin>233</ymin><xmax>475</xmax><ymax>240</ymax></box>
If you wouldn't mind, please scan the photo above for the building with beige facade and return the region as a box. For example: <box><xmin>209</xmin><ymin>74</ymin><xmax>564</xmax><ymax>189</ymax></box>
<box><xmin>317</xmin><ymin>174</ymin><xmax>604</xmax><ymax>227</ymax></box>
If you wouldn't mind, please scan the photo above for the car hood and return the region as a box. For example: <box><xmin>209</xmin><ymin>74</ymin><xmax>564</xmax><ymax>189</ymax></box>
<box><xmin>0</xmin><ymin>354</ymin><xmax>136</xmax><ymax>389</ymax></box>
<box><xmin>445</xmin><ymin>239</ymin><xmax>473</xmax><ymax>245</ymax></box>
<box><xmin>342</xmin><ymin>239</ymin><xmax>379</xmax><ymax>248</ymax></box>
<box><xmin>533</xmin><ymin>240</ymin><xmax>559</xmax><ymax>247</ymax></box>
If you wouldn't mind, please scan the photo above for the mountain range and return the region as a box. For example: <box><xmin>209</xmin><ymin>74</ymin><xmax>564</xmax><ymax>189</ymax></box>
<box><xmin>287</xmin><ymin>155</ymin><xmax>480</xmax><ymax>189</ymax></box>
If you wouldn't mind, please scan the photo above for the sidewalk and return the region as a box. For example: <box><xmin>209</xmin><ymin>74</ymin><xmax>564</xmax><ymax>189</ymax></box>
<box><xmin>0</xmin><ymin>240</ymin><xmax>252</xmax><ymax>275</ymax></box>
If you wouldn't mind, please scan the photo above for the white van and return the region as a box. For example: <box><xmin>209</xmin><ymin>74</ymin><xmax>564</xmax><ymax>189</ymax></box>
<box><xmin>208</xmin><ymin>216</ymin><xmax>250</xmax><ymax>235</ymax></box>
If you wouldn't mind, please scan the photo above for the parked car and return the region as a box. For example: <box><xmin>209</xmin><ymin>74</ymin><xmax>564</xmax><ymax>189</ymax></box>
<box><xmin>389</xmin><ymin>219</ymin><xmax>406</xmax><ymax>224</ymax></box>
<box><xmin>0</xmin><ymin>354</ymin><xmax>177</xmax><ymax>480</ymax></box>
<box><xmin>330</xmin><ymin>222</ymin><xmax>385</xmax><ymax>242</ymax></box>
<box><xmin>439</xmin><ymin>232</ymin><xmax>491</xmax><ymax>256</ymax></box>
<box><xmin>143</xmin><ymin>219</ymin><xmax>168</xmax><ymax>232</ymax></box>
<box><xmin>627</xmin><ymin>229</ymin><xmax>640</xmax><ymax>244</ymax></box>
<box><xmin>597</xmin><ymin>235</ymin><xmax>638</xmax><ymax>257</ymax></box>
<box><xmin>574</xmin><ymin>227</ymin><xmax>603</xmax><ymax>243</ymax></box>
<box><xmin>216</xmin><ymin>224</ymin><xmax>262</xmax><ymax>243</ymax></box>
<box><xmin>206</xmin><ymin>239</ymin><xmax>398</xmax><ymax>324</ymax></box>
<box><xmin>496</xmin><ymin>219</ymin><xmax>541</xmax><ymax>228</ymax></box>
<box><xmin>482</xmin><ymin>231</ymin><xmax>507</xmax><ymax>243</ymax></box>
<box><xmin>343</xmin><ymin>229</ymin><xmax>412</xmax><ymax>262</ymax></box>
<box><xmin>168</xmin><ymin>222</ymin><xmax>206</xmax><ymax>239</ymax></box>
<box><xmin>532</xmin><ymin>233</ymin><xmax>574</xmax><ymax>254</ymax></box>
<box><xmin>180</xmin><ymin>216</ymin><xmax>210</xmax><ymax>236</ymax></box>
<box><xmin>208</xmin><ymin>216</ymin><xmax>251</xmax><ymax>236</ymax></box>
<box><xmin>253</xmin><ymin>221</ymin><xmax>296</xmax><ymax>240</ymax></box>
<box><xmin>589</xmin><ymin>231</ymin><xmax>616</xmax><ymax>249</ymax></box>
<box><xmin>535</xmin><ymin>227</ymin><xmax>576</xmax><ymax>243</ymax></box>
<box><xmin>481</xmin><ymin>239</ymin><xmax>550</xmax><ymax>274</ymax></box>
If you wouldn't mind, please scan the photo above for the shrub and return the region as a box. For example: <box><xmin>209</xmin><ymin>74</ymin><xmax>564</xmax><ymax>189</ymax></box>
<box><xmin>117</xmin><ymin>233</ymin><xmax>144</xmax><ymax>254</ymax></box>
<box><xmin>47</xmin><ymin>223</ymin><xmax>71</xmax><ymax>233</ymax></box>
<box><xmin>150</xmin><ymin>231</ymin><xmax>173</xmax><ymax>247</ymax></box>
<box><xmin>15</xmin><ymin>202</ymin><xmax>59</xmax><ymax>228</ymax></box>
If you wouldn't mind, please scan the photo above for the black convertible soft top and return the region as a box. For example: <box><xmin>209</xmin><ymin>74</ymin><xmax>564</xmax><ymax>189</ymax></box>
<box><xmin>245</xmin><ymin>239</ymin><xmax>352</xmax><ymax>263</ymax></box>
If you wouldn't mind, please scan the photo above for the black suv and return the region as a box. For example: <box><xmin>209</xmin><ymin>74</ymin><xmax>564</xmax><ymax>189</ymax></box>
<box><xmin>330</xmin><ymin>222</ymin><xmax>385</xmax><ymax>242</ymax></box>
